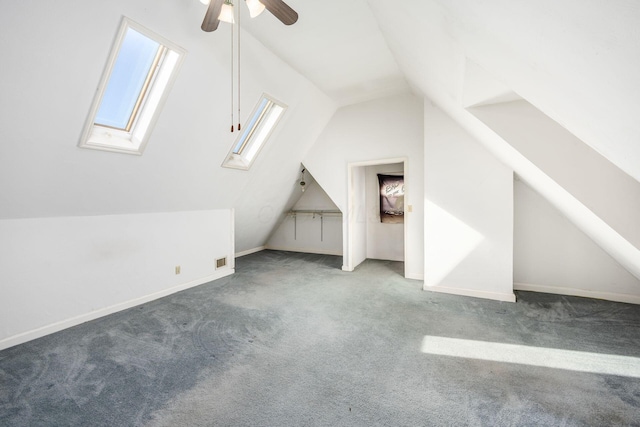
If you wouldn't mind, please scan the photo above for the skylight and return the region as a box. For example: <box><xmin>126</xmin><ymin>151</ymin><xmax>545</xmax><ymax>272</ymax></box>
<box><xmin>79</xmin><ymin>18</ymin><xmax>186</xmax><ymax>155</ymax></box>
<box><xmin>95</xmin><ymin>29</ymin><xmax>161</xmax><ymax>130</ymax></box>
<box><xmin>222</xmin><ymin>94</ymin><xmax>286</xmax><ymax>170</ymax></box>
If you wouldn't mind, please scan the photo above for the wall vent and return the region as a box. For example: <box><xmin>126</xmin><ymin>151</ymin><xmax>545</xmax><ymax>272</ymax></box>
<box><xmin>216</xmin><ymin>257</ymin><xmax>227</xmax><ymax>269</ymax></box>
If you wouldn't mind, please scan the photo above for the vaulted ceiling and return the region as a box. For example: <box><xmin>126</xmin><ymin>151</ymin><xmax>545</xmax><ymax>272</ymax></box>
<box><xmin>1</xmin><ymin>0</ymin><xmax>638</xmax><ymax>259</ymax></box>
<box><xmin>3</xmin><ymin>0</ymin><xmax>640</xmax><ymax>354</ymax></box>
<box><xmin>241</xmin><ymin>0</ymin><xmax>640</xmax><ymax>183</ymax></box>
<box><xmin>239</xmin><ymin>0</ymin><xmax>640</xmax><ymax>277</ymax></box>
<box><xmin>242</xmin><ymin>0</ymin><xmax>410</xmax><ymax>106</ymax></box>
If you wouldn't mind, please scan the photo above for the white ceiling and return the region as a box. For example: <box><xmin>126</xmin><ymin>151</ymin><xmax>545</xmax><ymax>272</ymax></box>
<box><xmin>236</xmin><ymin>0</ymin><xmax>640</xmax><ymax>184</ymax></box>
<box><xmin>239</xmin><ymin>0</ymin><xmax>410</xmax><ymax>106</ymax></box>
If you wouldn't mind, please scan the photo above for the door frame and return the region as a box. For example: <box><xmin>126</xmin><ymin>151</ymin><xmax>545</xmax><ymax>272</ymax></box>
<box><xmin>343</xmin><ymin>157</ymin><xmax>409</xmax><ymax>277</ymax></box>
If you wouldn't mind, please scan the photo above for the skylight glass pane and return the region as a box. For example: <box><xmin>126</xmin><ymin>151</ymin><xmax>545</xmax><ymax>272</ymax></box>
<box><xmin>222</xmin><ymin>94</ymin><xmax>286</xmax><ymax>170</ymax></box>
<box><xmin>132</xmin><ymin>50</ymin><xmax>179</xmax><ymax>143</ymax></box>
<box><xmin>233</xmin><ymin>97</ymin><xmax>270</xmax><ymax>154</ymax></box>
<box><xmin>244</xmin><ymin>104</ymin><xmax>283</xmax><ymax>161</ymax></box>
<box><xmin>95</xmin><ymin>28</ymin><xmax>160</xmax><ymax>129</ymax></box>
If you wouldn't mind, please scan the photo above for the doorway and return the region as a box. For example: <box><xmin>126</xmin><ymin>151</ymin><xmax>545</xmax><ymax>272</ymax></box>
<box><xmin>344</xmin><ymin>157</ymin><xmax>408</xmax><ymax>277</ymax></box>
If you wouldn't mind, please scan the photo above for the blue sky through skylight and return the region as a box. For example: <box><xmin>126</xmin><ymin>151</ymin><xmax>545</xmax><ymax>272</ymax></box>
<box><xmin>95</xmin><ymin>28</ymin><xmax>160</xmax><ymax>129</ymax></box>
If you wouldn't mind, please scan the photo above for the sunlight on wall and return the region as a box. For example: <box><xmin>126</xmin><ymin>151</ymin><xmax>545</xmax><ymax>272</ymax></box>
<box><xmin>421</xmin><ymin>335</ymin><xmax>640</xmax><ymax>378</ymax></box>
<box><xmin>424</xmin><ymin>200</ymin><xmax>484</xmax><ymax>286</ymax></box>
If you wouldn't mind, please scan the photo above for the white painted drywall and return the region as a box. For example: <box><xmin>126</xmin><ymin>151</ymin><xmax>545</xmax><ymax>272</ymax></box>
<box><xmin>0</xmin><ymin>0</ymin><xmax>336</xmax><ymax>256</ymax></box>
<box><xmin>0</xmin><ymin>210</ymin><xmax>233</xmax><ymax>350</ymax></box>
<box><xmin>367</xmin><ymin>0</ymin><xmax>640</xmax><ymax>183</ymax></box>
<box><xmin>0</xmin><ymin>0</ymin><xmax>337</xmax><ymax>346</ymax></box>
<box><xmin>471</xmin><ymin>100</ymin><xmax>640</xmax><ymax>250</ymax></box>
<box><xmin>366</xmin><ymin>163</ymin><xmax>404</xmax><ymax>262</ymax></box>
<box><xmin>349</xmin><ymin>166</ymin><xmax>368</xmax><ymax>270</ymax></box>
<box><xmin>424</xmin><ymin>100</ymin><xmax>514</xmax><ymax>302</ymax></box>
<box><xmin>243</xmin><ymin>0</ymin><xmax>410</xmax><ymax>106</ymax></box>
<box><xmin>266</xmin><ymin>182</ymin><xmax>342</xmax><ymax>255</ymax></box>
<box><xmin>303</xmin><ymin>93</ymin><xmax>424</xmax><ymax>279</ymax></box>
<box><xmin>366</xmin><ymin>0</ymin><xmax>640</xmax><ymax>286</ymax></box>
<box><xmin>514</xmin><ymin>180</ymin><xmax>640</xmax><ymax>303</ymax></box>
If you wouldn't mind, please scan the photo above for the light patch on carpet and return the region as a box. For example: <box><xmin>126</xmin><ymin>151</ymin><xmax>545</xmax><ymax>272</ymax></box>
<box><xmin>421</xmin><ymin>335</ymin><xmax>640</xmax><ymax>378</ymax></box>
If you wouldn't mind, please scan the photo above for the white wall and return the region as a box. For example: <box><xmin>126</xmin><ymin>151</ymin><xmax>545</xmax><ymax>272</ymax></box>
<box><xmin>462</xmin><ymin>99</ymin><xmax>640</xmax><ymax>282</ymax></box>
<box><xmin>514</xmin><ymin>180</ymin><xmax>640</xmax><ymax>304</ymax></box>
<box><xmin>0</xmin><ymin>1</ymin><xmax>336</xmax><ymax>347</ymax></box>
<box><xmin>0</xmin><ymin>210</ymin><xmax>233</xmax><ymax>350</ymax></box>
<box><xmin>366</xmin><ymin>163</ymin><xmax>404</xmax><ymax>262</ymax></box>
<box><xmin>367</xmin><ymin>0</ymin><xmax>640</xmax><ymax>290</ymax></box>
<box><xmin>471</xmin><ymin>100</ymin><xmax>640</xmax><ymax>250</ymax></box>
<box><xmin>368</xmin><ymin>0</ymin><xmax>640</xmax><ymax>183</ymax></box>
<box><xmin>349</xmin><ymin>166</ymin><xmax>368</xmax><ymax>269</ymax></box>
<box><xmin>0</xmin><ymin>0</ymin><xmax>336</xmax><ymax>252</ymax></box>
<box><xmin>303</xmin><ymin>93</ymin><xmax>424</xmax><ymax>279</ymax></box>
<box><xmin>266</xmin><ymin>181</ymin><xmax>342</xmax><ymax>255</ymax></box>
<box><xmin>424</xmin><ymin>100</ymin><xmax>515</xmax><ymax>302</ymax></box>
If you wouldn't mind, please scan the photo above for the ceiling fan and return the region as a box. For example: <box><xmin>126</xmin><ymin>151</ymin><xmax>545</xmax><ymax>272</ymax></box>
<box><xmin>201</xmin><ymin>0</ymin><xmax>298</xmax><ymax>32</ymax></box>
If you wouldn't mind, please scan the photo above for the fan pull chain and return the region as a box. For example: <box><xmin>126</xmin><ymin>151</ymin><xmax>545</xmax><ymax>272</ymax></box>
<box><xmin>237</xmin><ymin>3</ymin><xmax>241</xmax><ymax>132</ymax></box>
<box><xmin>230</xmin><ymin>13</ymin><xmax>234</xmax><ymax>133</ymax></box>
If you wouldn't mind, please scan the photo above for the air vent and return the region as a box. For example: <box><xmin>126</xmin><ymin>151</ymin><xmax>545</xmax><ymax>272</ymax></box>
<box><xmin>216</xmin><ymin>257</ymin><xmax>227</xmax><ymax>269</ymax></box>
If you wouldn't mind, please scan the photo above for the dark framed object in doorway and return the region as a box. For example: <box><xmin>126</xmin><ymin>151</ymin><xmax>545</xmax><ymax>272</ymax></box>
<box><xmin>378</xmin><ymin>174</ymin><xmax>404</xmax><ymax>224</ymax></box>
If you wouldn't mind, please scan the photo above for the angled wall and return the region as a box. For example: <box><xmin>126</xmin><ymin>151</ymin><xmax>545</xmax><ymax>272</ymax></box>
<box><xmin>470</xmin><ymin>99</ymin><xmax>640</xmax><ymax>251</ymax></box>
<box><xmin>424</xmin><ymin>101</ymin><xmax>515</xmax><ymax>302</ymax></box>
<box><xmin>368</xmin><ymin>0</ymin><xmax>640</xmax><ymax>182</ymax></box>
<box><xmin>303</xmin><ymin>93</ymin><xmax>424</xmax><ymax>279</ymax></box>
<box><xmin>0</xmin><ymin>210</ymin><xmax>233</xmax><ymax>350</ymax></box>
<box><xmin>368</xmin><ymin>0</ymin><xmax>640</xmax><ymax>300</ymax></box>
<box><xmin>0</xmin><ymin>0</ymin><xmax>335</xmax><ymax>347</ymax></box>
<box><xmin>0</xmin><ymin>0</ymin><xmax>335</xmax><ymax>239</ymax></box>
<box><xmin>514</xmin><ymin>180</ymin><xmax>640</xmax><ymax>304</ymax></box>
<box><xmin>266</xmin><ymin>178</ymin><xmax>343</xmax><ymax>256</ymax></box>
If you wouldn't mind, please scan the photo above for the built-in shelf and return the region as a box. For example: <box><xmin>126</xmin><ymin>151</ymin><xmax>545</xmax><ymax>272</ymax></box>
<box><xmin>286</xmin><ymin>209</ymin><xmax>342</xmax><ymax>216</ymax></box>
<box><xmin>286</xmin><ymin>210</ymin><xmax>342</xmax><ymax>241</ymax></box>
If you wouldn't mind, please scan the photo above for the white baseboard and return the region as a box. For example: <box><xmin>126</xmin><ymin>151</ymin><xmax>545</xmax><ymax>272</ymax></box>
<box><xmin>514</xmin><ymin>282</ymin><xmax>640</xmax><ymax>305</ymax></box>
<box><xmin>235</xmin><ymin>246</ymin><xmax>265</xmax><ymax>258</ymax></box>
<box><xmin>405</xmin><ymin>272</ymin><xmax>424</xmax><ymax>281</ymax></box>
<box><xmin>424</xmin><ymin>284</ymin><xmax>516</xmax><ymax>302</ymax></box>
<box><xmin>0</xmin><ymin>269</ymin><xmax>234</xmax><ymax>351</ymax></box>
<box><xmin>265</xmin><ymin>245</ymin><xmax>343</xmax><ymax>257</ymax></box>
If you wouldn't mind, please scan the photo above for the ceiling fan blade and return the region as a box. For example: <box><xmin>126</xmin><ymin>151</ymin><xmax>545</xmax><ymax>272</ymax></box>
<box><xmin>260</xmin><ymin>0</ymin><xmax>298</xmax><ymax>25</ymax></box>
<box><xmin>201</xmin><ymin>0</ymin><xmax>225</xmax><ymax>32</ymax></box>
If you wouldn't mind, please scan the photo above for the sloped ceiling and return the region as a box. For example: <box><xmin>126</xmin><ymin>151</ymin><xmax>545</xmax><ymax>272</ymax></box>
<box><xmin>2</xmin><ymin>0</ymin><xmax>638</xmax><ymax>255</ymax></box>
<box><xmin>247</xmin><ymin>0</ymin><xmax>639</xmax><ymax>182</ymax></box>
<box><xmin>254</xmin><ymin>0</ymin><xmax>640</xmax><ymax>277</ymax></box>
<box><xmin>0</xmin><ymin>0</ymin><xmax>336</xmax><ymax>256</ymax></box>
<box><xmin>241</xmin><ymin>0</ymin><xmax>410</xmax><ymax>106</ymax></box>
<box><xmin>365</xmin><ymin>0</ymin><xmax>640</xmax><ymax>183</ymax></box>
<box><xmin>361</xmin><ymin>0</ymin><xmax>640</xmax><ymax>277</ymax></box>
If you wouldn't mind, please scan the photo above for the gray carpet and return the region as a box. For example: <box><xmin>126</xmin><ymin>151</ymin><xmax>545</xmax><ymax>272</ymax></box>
<box><xmin>1</xmin><ymin>250</ymin><xmax>640</xmax><ymax>426</ymax></box>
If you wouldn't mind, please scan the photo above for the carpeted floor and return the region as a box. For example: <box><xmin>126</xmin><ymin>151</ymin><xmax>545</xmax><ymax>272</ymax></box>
<box><xmin>1</xmin><ymin>250</ymin><xmax>640</xmax><ymax>426</ymax></box>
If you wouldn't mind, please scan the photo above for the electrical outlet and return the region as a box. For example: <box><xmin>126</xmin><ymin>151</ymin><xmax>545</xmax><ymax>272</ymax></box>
<box><xmin>407</xmin><ymin>205</ymin><xmax>413</xmax><ymax>213</ymax></box>
<box><xmin>175</xmin><ymin>265</ymin><xmax>181</xmax><ymax>275</ymax></box>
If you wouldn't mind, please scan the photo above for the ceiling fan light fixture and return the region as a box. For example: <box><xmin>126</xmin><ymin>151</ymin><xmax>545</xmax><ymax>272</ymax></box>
<box><xmin>218</xmin><ymin>0</ymin><xmax>235</xmax><ymax>24</ymax></box>
<box><xmin>199</xmin><ymin>0</ymin><xmax>210</xmax><ymax>5</ymax></box>
<box><xmin>246</xmin><ymin>0</ymin><xmax>266</xmax><ymax>18</ymax></box>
